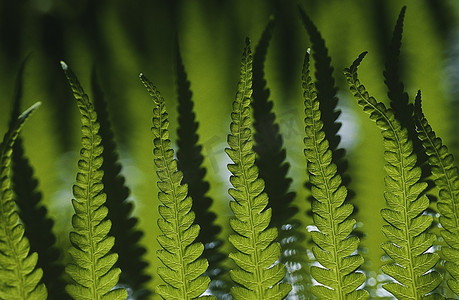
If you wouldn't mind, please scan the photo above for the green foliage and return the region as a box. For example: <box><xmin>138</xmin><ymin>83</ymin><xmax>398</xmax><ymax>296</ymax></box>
<box><xmin>415</xmin><ymin>93</ymin><xmax>459</xmax><ymax>297</ymax></box>
<box><xmin>0</xmin><ymin>102</ymin><xmax>47</xmax><ymax>299</ymax></box>
<box><xmin>344</xmin><ymin>52</ymin><xmax>442</xmax><ymax>298</ymax></box>
<box><xmin>139</xmin><ymin>74</ymin><xmax>213</xmax><ymax>299</ymax></box>
<box><xmin>0</xmin><ymin>4</ymin><xmax>458</xmax><ymax>300</ymax></box>
<box><xmin>225</xmin><ymin>39</ymin><xmax>291</xmax><ymax>300</ymax></box>
<box><xmin>61</xmin><ymin>62</ymin><xmax>127</xmax><ymax>300</ymax></box>
<box><xmin>302</xmin><ymin>51</ymin><xmax>367</xmax><ymax>300</ymax></box>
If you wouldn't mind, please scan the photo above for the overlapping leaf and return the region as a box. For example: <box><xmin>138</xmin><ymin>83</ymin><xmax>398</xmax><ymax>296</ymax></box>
<box><xmin>302</xmin><ymin>51</ymin><xmax>367</xmax><ymax>300</ymax></box>
<box><xmin>344</xmin><ymin>52</ymin><xmax>442</xmax><ymax>298</ymax></box>
<box><xmin>139</xmin><ymin>74</ymin><xmax>213</xmax><ymax>300</ymax></box>
<box><xmin>225</xmin><ymin>39</ymin><xmax>291</xmax><ymax>300</ymax></box>
<box><xmin>61</xmin><ymin>62</ymin><xmax>127</xmax><ymax>300</ymax></box>
<box><xmin>415</xmin><ymin>93</ymin><xmax>459</xmax><ymax>296</ymax></box>
<box><xmin>0</xmin><ymin>102</ymin><xmax>47</xmax><ymax>299</ymax></box>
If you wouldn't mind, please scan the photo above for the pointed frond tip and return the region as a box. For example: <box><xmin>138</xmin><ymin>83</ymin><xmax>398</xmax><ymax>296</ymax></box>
<box><xmin>60</xmin><ymin>60</ymin><xmax>68</xmax><ymax>71</ymax></box>
<box><xmin>348</xmin><ymin>51</ymin><xmax>368</xmax><ymax>73</ymax></box>
<box><xmin>139</xmin><ymin>73</ymin><xmax>164</xmax><ymax>105</ymax></box>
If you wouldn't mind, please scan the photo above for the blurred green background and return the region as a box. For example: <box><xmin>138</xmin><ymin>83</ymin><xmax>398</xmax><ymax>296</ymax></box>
<box><xmin>0</xmin><ymin>0</ymin><xmax>458</xmax><ymax>298</ymax></box>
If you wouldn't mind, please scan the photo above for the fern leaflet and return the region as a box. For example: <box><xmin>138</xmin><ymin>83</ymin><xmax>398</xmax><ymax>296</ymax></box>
<box><xmin>139</xmin><ymin>73</ymin><xmax>213</xmax><ymax>299</ymax></box>
<box><xmin>225</xmin><ymin>39</ymin><xmax>291</xmax><ymax>300</ymax></box>
<box><xmin>61</xmin><ymin>62</ymin><xmax>127</xmax><ymax>300</ymax></box>
<box><xmin>414</xmin><ymin>92</ymin><xmax>459</xmax><ymax>296</ymax></box>
<box><xmin>0</xmin><ymin>102</ymin><xmax>47</xmax><ymax>299</ymax></box>
<box><xmin>302</xmin><ymin>51</ymin><xmax>367</xmax><ymax>300</ymax></box>
<box><xmin>344</xmin><ymin>52</ymin><xmax>442</xmax><ymax>299</ymax></box>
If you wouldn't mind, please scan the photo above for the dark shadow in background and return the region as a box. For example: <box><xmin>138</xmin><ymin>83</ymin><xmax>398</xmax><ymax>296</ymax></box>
<box><xmin>425</xmin><ymin>0</ymin><xmax>455</xmax><ymax>41</ymax></box>
<box><xmin>41</xmin><ymin>12</ymin><xmax>77</xmax><ymax>152</ymax></box>
<box><xmin>174</xmin><ymin>44</ymin><xmax>229</xmax><ymax>297</ymax></box>
<box><xmin>272</xmin><ymin>0</ymin><xmax>304</xmax><ymax>103</ymax></box>
<box><xmin>0</xmin><ymin>1</ymin><xmax>23</xmax><ymax>66</ymax></box>
<box><xmin>252</xmin><ymin>18</ymin><xmax>310</xmax><ymax>298</ymax></box>
<box><xmin>91</xmin><ymin>69</ymin><xmax>152</xmax><ymax>299</ymax></box>
<box><xmin>10</xmin><ymin>60</ymin><xmax>68</xmax><ymax>299</ymax></box>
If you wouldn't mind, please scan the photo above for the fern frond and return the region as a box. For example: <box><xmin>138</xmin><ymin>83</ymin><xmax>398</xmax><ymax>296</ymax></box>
<box><xmin>302</xmin><ymin>51</ymin><xmax>367</xmax><ymax>300</ymax></box>
<box><xmin>0</xmin><ymin>102</ymin><xmax>47</xmax><ymax>299</ymax></box>
<box><xmin>225</xmin><ymin>39</ymin><xmax>291</xmax><ymax>300</ymax></box>
<box><xmin>415</xmin><ymin>92</ymin><xmax>459</xmax><ymax>296</ymax></box>
<box><xmin>61</xmin><ymin>62</ymin><xmax>127</xmax><ymax>300</ymax></box>
<box><xmin>344</xmin><ymin>53</ymin><xmax>442</xmax><ymax>298</ymax></box>
<box><xmin>139</xmin><ymin>73</ymin><xmax>213</xmax><ymax>299</ymax></box>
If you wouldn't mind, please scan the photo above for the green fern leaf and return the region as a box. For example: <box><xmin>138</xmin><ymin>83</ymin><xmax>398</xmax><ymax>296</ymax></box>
<box><xmin>61</xmin><ymin>62</ymin><xmax>127</xmax><ymax>300</ymax></box>
<box><xmin>344</xmin><ymin>52</ymin><xmax>442</xmax><ymax>298</ymax></box>
<box><xmin>225</xmin><ymin>39</ymin><xmax>291</xmax><ymax>300</ymax></box>
<box><xmin>139</xmin><ymin>73</ymin><xmax>214</xmax><ymax>300</ymax></box>
<box><xmin>414</xmin><ymin>92</ymin><xmax>459</xmax><ymax>296</ymax></box>
<box><xmin>0</xmin><ymin>102</ymin><xmax>47</xmax><ymax>300</ymax></box>
<box><xmin>302</xmin><ymin>50</ymin><xmax>368</xmax><ymax>300</ymax></box>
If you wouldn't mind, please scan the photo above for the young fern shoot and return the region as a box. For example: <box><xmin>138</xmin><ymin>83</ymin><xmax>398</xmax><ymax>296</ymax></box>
<box><xmin>414</xmin><ymin>93</ymin><xmax>459</xmax><ymax>297</ymax></box>
<box><xmin>225</xmin><ymin>39</ymin><xmax>291</xmax><ymax>300</ymax></box>
<box><xmin>344</xmin><ymin>53</ymin><xmax>442</xmax><ymax>298</ymax></box>
<box><xmin>302</xmin><ymin>51</ymin><xmax>367</xmax><ymax>300</ymax></box>
<box><xmin>0</xmin><ymin>102</ymin><xmax>47</xmax><ymax>300</ymax></box>
<box><xmin>61</xmin><ymin>62</ymin><xmax>127</xmax><ymax>300</ymax></box>
<box><xmin>139</xmin><ymin>74</ymin><xmax>213</xmax><ymax>299</ymax></box>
